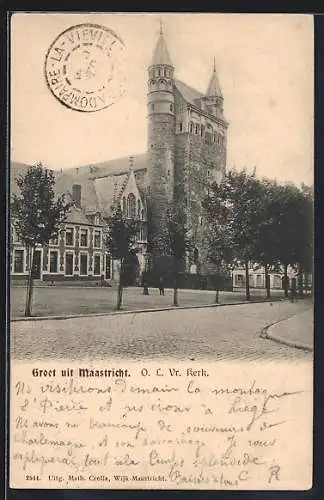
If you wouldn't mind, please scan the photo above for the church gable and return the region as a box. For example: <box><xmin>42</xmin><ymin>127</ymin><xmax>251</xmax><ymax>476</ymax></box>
<box><xmin>119</xmin><ymin>170</ymin><xmax>146</xmax><ymax>220</ymax></box>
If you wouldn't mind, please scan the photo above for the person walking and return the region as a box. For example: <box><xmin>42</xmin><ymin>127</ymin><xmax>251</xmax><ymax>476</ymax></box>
<box><xmin>158</xmin><ymin>276</ymin><xmax>165</xmax><ymax>296</ymax></box>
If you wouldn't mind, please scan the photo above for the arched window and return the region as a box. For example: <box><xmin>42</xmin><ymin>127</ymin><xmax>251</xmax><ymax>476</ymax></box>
<box><xmin>127</xmin><ymin>194</ymin><xmax>136</xmax><ymax>219</ymax></box>
<box><xmin>122</xmin><ymin>196</ymin><xmax>126</xmax><ymax>214</ymax></box>
<box><xmin>200</xmin><ymin>125</ymin><xmax>205</xmax><ymax>137</ymax></box>
<box><xmin>137</xmin><ymin>199</ymin><xmax>141</xmax><ymax>218</ymax></box>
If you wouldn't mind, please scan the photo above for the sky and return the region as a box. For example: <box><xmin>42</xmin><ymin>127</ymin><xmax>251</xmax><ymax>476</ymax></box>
<box><xmin>11</xmin><ymin>13</ymin><xmax>314</xmax><ymax>186</ymax></box>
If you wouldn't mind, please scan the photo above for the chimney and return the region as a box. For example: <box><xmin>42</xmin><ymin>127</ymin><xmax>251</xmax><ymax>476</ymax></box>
<box><xmin>72</xmin><ymin>184</ymin><xmax>81</xmax><ymax>208</ymax></box>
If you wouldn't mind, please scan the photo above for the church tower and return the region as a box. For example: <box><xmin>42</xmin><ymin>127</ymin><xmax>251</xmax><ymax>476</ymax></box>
<box><xmin>147</xmin><ymin>23</ymin><xmax>176</xmax><ymax>269</ymax></box>
<box><xmin>203</xmin><ymin>58</ymin><xmax>226</xmax><ymax>126</ymax></box>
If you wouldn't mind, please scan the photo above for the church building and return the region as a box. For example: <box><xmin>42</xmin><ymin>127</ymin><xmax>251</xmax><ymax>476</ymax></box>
<box><xmin>11</xmin><ymin>25</ymin><xmax>228</xmax><ymax>284</ymax></box>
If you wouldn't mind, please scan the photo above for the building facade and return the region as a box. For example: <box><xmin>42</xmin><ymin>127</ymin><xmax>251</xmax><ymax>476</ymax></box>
<box><xmin>11</xmin><ymin>26</ymin><xmax>227</xmax><ymax>283</ymax></box>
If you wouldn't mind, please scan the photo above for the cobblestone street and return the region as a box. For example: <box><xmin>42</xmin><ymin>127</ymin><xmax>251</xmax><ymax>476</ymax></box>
<box><xmin>11</xmin><ymin>300</ymin><xmax>313</xmax><ymax>362</ymax></box>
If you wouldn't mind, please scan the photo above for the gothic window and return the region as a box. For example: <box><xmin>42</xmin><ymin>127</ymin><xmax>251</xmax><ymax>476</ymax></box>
<box><xmin>127</xmin><ymin>193</ymin><xmax>136</xmax><ymax>219</ymax></box>
<box><xmin>122</xmin><ymin>196</ymin><xmax>126</xmax><ymax>214</ymax></box>
<box><xmin>141</xmin><ymin>209</ymin><xmax>145</xmax><ymax>220</ymax></box>
<box><xmin>137</xmin><ymin>199</ymin><xmax>141</xmax><ymax>218</ymax></box>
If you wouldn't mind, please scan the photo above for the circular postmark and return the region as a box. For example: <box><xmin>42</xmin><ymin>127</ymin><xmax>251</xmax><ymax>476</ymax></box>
<box><xmin>45</xmin><ymin>23</ymin><xmax>126</xmax><ymax>112</ymax></box>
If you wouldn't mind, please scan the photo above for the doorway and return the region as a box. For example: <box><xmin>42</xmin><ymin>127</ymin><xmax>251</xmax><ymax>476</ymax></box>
<box><xmin>32</xmin><ymin>250</ymin><xmax>42</xmax><ymax>279</ymax></box>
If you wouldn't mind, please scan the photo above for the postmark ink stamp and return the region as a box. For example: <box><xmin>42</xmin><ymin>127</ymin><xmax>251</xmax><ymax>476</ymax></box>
<box><xmin>45</xmin><ymin>23</ymin><xmax>126</xmax><ymax>112</ymax></box>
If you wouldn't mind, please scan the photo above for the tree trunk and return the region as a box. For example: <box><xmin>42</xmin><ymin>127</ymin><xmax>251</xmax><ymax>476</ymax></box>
<box><xmin>245</xmin><ymin>260</ymin><xmax>250</xmax><ymax>301</ymax></box>
<box><xmin>265</xmin><ymin>263</ymin><xmax>271</xmax><ymax>299</ymax></box>
<box><xmin>173</xmin><ymin>258</ymin><xmax>179</xmax><ymax>307</ymax></box>
<box><xmin>283</xmin><ymin>263</ymin><xmax>289</xmax><ymax>298</ymax></box>
<box><xmin>116</xmin><ymin>259</ymin><xmax>123</xmax><ymax>310</ymax></box>
<box><xmin>173</xmin><ymin>287</ymin><xmax>178</xmax><ymax>307</ymax></box>
<box><xmin>25</xmin><ymin>246</ymin><xmax>35</xmax><ymax>317</ymax></box>
<box><xmin>298</xmin><ymin>264</ymin><xmax>304</xmax><ymax>298</ymax></box>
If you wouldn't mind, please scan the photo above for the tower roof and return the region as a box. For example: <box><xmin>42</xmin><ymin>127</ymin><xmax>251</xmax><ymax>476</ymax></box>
<box><xmin>150</xmin><ymin>24</ymin><xmax>173</xmax><ymax>67</ymax></box>
<box><xmin>206</xmin><ymin>58</ymin><xmax>223</xmax><ymax>98</ymax></box>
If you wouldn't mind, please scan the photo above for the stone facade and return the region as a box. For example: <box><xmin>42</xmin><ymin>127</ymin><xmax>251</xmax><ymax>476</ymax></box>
<box><xmin>147</xmin><ymin>30</ymin><xmax>228</xmax><ymax>273</ymax></box>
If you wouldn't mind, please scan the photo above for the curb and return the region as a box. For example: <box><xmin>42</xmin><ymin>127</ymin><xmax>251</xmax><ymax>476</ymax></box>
<box><xmin>11</xmin><ymin>297</ymin><xmax>284</xmax><ymax>322</ymax></box>
<box><xmin>260</xmin><ymin>311</ymin><xmax>313</xmax><ymax>352</ymax></box>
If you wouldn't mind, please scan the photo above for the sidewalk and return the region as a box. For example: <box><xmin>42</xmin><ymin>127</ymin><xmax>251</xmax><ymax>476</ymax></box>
<box><xmin>262</xmin><ymin>307</ymin><xmax>313</xmax><ymax>351</ymax></box>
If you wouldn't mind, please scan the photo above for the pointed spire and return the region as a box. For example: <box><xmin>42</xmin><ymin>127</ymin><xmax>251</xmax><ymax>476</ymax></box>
<box><xmin>150</xmin><ymin>21</ymin><xmax>173</xmax><ymax>67</ymax></box>
<box><xmin>206</xmin><ymin>58</ymin><xmax>223</xmax><ymax>99</ymax></box>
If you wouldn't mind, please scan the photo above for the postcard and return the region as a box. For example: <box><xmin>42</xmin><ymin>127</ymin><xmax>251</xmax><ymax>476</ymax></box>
<box><xmin>9</xmin><ymin>12</ymin><xmax>314</xmax><ymax>490</ymax></box>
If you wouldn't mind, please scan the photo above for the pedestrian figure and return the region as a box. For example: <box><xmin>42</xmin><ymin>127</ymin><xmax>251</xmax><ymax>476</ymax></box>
<box><xmin>158</xmin><ymin>276</ymin><xmax>165</xmax><ymax>296</ymax></box>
